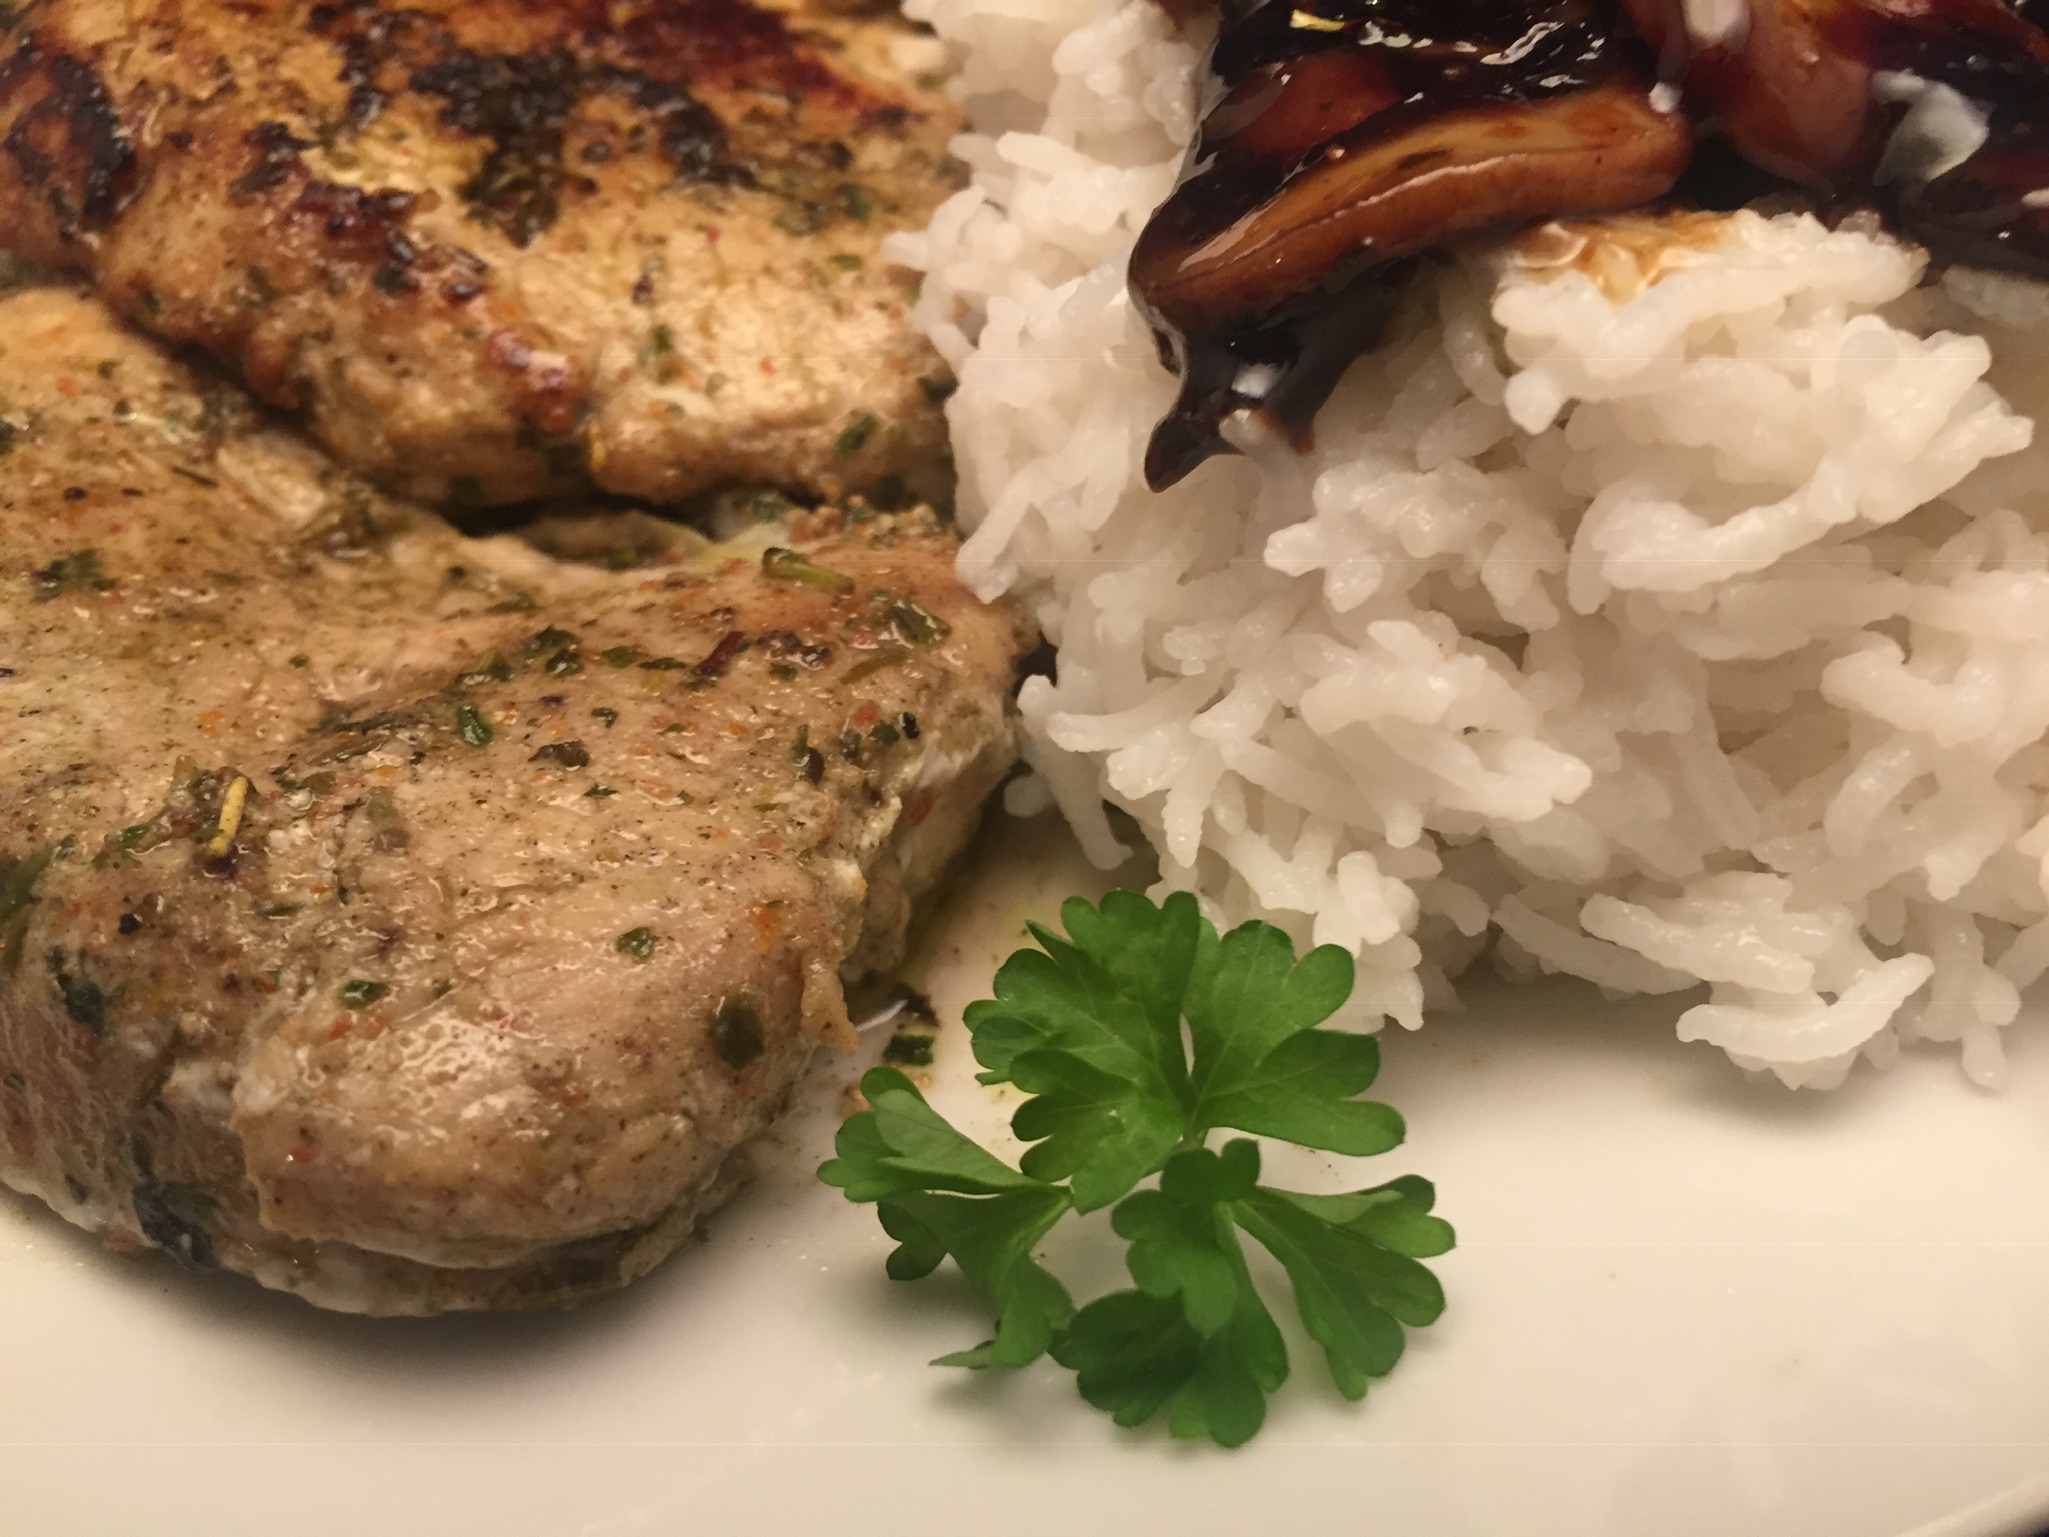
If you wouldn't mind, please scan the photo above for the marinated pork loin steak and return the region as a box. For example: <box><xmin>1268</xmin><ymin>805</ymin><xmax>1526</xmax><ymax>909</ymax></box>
<box><xmin>0</xmin><ymin>0</ymin><xmax>964</xmax><ymax>505</ymax></box>
<box><xmin>0</xmin><ymin>287</ymin><xmax>1028</xmax><ymax>1313</ymax></box>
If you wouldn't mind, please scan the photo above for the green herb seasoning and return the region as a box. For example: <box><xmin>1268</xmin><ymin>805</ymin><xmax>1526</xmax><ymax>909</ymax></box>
<box><xmin>616</xmin><ymin>927</ymin><xmax>657</xmax><ymax>960</ymax></box>
<box><xmin>888</xmin><ymin>598</ymin><xmax>951</xmax><ymax>646</ymax></box>
<box><xmin>761</xmin><ymin>546</ymin><xmax>853</xmax><ymax>596</ymax></box>
<box><xmin>338</xmin><ymin>979</ymin><xmax>387</xmax><ymax>1009</ymax></box>
<box><xmin>455</xmin><ymin>704</ymin><xmax>494</xmax><ymax>748</ymax></box>
<box><xmin>843</xmin><ymin>646</ymin><xmax>910</xmax><ymax>685</ymax></box>
<box><xmin>602</xmin><ymin>646</ymin><xmax>642</xmax><ymax>668</ymax></box>
<box><xmin>31</xmin><ymin>550</ymin><xmax>114</xmax><ymax>601</ymax></box>
<box><xmin>117</xmin><ymin>821</ymin><xmax>163</xmax><ymax>853</ymax></box>
<box><xmin>591</xmin><ymin>706</ymin><xmax>619</xmax><ymax>728</ymax></box>
<box><xmin>54</xmin><ymin>964</ymin><xmax>109</xmax><ymax>1035</ymax></box>
<box><xmin>834</xmin><ymin>413</ymin><xmax>880</xmax><ymax>457</ymax></box>
<box><xmin>713</xmin><ymin>994</ymin><xmax>764</xmax><ymax>1068</ymax></box>
<box><xmin>0</xmin><ymin>846</ymin><xmax>57</xmax><ymax>936</ymax></box>
<box><xmin>459</xmin><ymin>657</ymin><xmax>515</xmax><ymax>686</ymax></box>
<box><xmin>881</xmin><ymin>1032</ymin><xmax>935</xmax><ymax>1067</ymax></box>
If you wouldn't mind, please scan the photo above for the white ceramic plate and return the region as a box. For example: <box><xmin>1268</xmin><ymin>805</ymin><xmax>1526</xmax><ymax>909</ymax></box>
<box><xmin>5</xmin><ymin>816</ymin><xmax>2049</xmax><ymax>1537</ymax></box>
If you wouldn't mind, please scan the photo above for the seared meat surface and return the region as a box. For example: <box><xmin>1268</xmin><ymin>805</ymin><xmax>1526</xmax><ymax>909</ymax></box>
<box><xmin>0</xmin><ymin>286</ymin><xmax>1027</xmax><ymax>1312</ymax></box>
<box><xmin>0</xmin><ymin>0</ymin><xmax>964</xmax><ymax>505</ymax></box>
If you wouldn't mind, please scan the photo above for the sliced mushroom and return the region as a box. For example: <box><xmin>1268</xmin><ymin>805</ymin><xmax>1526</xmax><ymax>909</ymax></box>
<box><xmin>1630</xmin><ymin>0</ymin><xmax>2049</xmax><ymax>275</ymax></box>
<box><xmin>1130</xmin><ymin>0</ymin><xmax>1691</xmax><ymax>489</ymax></box>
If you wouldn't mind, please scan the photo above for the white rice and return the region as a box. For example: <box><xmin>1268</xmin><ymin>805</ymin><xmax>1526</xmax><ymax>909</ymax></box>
<box><xmin>894</xmin><ymin>0</ymin><xmax>2049</xmax><ymax>1088</ymax></box>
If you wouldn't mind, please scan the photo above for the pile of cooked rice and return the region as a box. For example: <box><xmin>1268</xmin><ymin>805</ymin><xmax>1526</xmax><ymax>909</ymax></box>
<box><xmin>894</xmin><ymin>0</ymin><xmax>2049</xmax><ymax>1087</ymax></box>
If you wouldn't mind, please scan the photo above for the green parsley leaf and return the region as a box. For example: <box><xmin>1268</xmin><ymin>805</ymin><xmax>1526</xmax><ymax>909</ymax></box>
<box><xmin>823</xmin><ymin>897</ymin><xmax>1452</xmax><ymax>1447</ymax></box>
<box><xmin>820</xmin><ymin>1066</ymin><xmax>1041</xmax><ymax>1202</ymax></box>
<box><xmin>1185</xmin><ymin>921</ymin><xmax>1403</xmax><ymax>1155</ymax></box>
<box><xmin>964</xmin><ymin>891</ymin><xmax>1199</xmax><ymax>1211</ymax></box>
<box><xmin>1056</xmin><ymin>1146</ymin><xmax>1287</xmax><ymax>1447</ymax></box>
<box><xmin>821</xmin><ymin>1068</ymin><xmax>1074</xmax><ymax>1366</ymax></box>
<box><xmin>1232</xmin><ymin>1178</ymin><xmax>1450</xmax><ymax>1400</ymax></box>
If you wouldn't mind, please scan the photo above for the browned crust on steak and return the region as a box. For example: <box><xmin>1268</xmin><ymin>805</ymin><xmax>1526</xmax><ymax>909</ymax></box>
<box><xmin>0</xmin><ymin>0</ymin><xmax>965</xmax><ymax>505</ymax></box>
<box><xmin>0</xmin><ymin>286</ymin><xmax>1027</xmax><ymax>1312</ymax></box>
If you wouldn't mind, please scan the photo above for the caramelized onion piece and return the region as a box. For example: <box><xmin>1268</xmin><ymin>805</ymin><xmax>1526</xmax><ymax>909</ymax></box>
<box><xmin>1130</xmin><ymin>0</ymin><xmax>1691</xmax><ymax>489</ymax></box>
<box><xmin>1631</xmin><ymin>0</ymin><xmax>2049</xmax><ymax>275</ymax></box>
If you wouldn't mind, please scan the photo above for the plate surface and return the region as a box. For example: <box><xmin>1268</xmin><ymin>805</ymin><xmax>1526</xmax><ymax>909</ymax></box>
<box><xmin>4</xmin><ymin>816</ymin><xmax>2048</xmax><ymax>1537</ymax></box>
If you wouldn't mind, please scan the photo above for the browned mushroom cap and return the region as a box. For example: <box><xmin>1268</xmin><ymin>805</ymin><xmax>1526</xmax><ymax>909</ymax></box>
<box><xmin>1129</xmin><ymin>0</ymin><xmax>1691</xmax><ymax>489</ymax></box>
<box><xmin>1133</xmin><ymin>80</ymin><xmax>1693</xmax><ymax>338</ymax></box>
<box><xmin>1620</xmin><ymin>0</ymin><xmax>1876</xmax><ymax>186</ymax></box>
<box><xmin>1625</xmin><ymin>0</ymin><xmax>2048</xmax><ymax>185</ymax></box>
<box><xmin>1631</xmin><ymin>0</ymin><xmax>2049</xmax><ymax>276</ymax></box>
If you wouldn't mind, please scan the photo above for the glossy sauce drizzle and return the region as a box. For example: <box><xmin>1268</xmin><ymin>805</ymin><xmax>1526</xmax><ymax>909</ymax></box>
<box><xmin>1132</xmin><ymin>0</ymin><xmax>2049</xmax><ymax>491</ymax></box>
<box><xmin>1804</xmin><ymin>0</ymin><xmax>2049</xmax><ymax>278</ymax></box>
<box><xmin>1131</xmin><ymin>0</ymin><xmax>1685</xmax><ymax>489</ymax></box>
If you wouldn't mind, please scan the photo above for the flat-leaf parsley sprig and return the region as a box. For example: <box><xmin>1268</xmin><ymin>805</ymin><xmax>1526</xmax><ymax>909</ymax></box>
<box><xmin>819</xmin><ymin>890</ymin><xmax>1453</xmax><ymax>1447</ymax></box>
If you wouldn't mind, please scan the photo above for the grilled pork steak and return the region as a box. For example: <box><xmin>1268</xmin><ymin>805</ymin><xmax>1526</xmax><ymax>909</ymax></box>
<box><xmin>0</xmin><ymin>286</ymin><xmax>1027</xmax><ymax>1312</ymax></box>
<box><xmin>0</xmin><ymin>0</ymin><xmax>964</xmax><ymax>505</ymax></box>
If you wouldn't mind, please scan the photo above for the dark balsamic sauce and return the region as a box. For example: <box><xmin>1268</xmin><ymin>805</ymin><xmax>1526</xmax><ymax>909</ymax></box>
<box><xmin>1132</xmin><ymin>0</ymin><xmax>1671</xmax><ymax>489</ymax></box>
<box><xmin>1147</xmin><ymin>0</ymin><xmax>1632</xmax><ymax>256</ymax></box>
<box><xmin>1819</xmin><ymin>4</ymin><xmax>2049</xmax><ymax>279</ymax></box>
<box><xmin>1133</xmin><ymin>0</ymin><xmax>2049</xmax><ymax>491</ymax></box>
<box><xmin>1141</xmin><ymin>259</ymin><xmax>1409</xmax><ymax>489</ymax></box>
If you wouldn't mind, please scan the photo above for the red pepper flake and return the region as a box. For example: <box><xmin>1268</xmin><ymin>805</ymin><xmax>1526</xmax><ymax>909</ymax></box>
<box><xmin>759</xmin><ymin>358</ymin><xmax>776</xmax><ymax>375</ymax></box>
<box><xmin>853</xmin><ymin>702</ymin><xmax>879</xmax><ymax>727</ymax></box>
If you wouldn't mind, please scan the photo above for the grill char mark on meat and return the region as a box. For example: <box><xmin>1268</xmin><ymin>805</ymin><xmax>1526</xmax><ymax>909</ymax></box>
<box><xmin>0</xmin><ymin>40</ymin><xmax>134</xmax><ymax>235</ymax></box>
<box><xmin>0</xmin><ymin>0</ymin><xmax>966</xmax><ymax>507</ymax></box>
